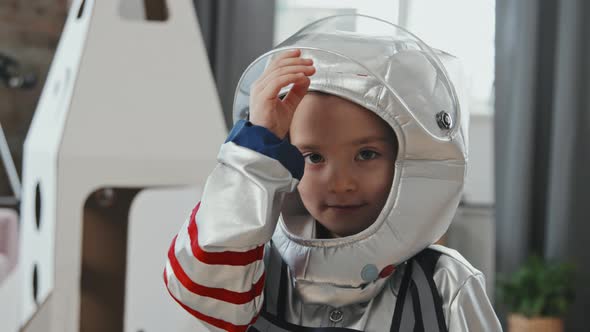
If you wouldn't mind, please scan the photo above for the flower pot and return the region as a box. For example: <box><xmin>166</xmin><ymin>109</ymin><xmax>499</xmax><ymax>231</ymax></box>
<box><xmin>508</xmin><ymin>314</ymin><xmax>564</xmax><ymax>332</ymax></box>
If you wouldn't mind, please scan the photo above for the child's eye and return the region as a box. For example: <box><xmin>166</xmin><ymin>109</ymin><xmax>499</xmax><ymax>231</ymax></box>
<box><xmin>303</xmin><ymin>153</ymin><xmax>325</xmax><ymax>164</ymax></box>
<box><xmin>357</xmin><ymin>150</ymin><xmax>380</xmax><ymax>161</ymax></box>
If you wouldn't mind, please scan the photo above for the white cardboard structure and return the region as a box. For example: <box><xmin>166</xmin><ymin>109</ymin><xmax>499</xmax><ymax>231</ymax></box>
<box><xmin>16</xmin><ymin>0</ymin><xmax>225</xmax><ymax>330</ymax></box>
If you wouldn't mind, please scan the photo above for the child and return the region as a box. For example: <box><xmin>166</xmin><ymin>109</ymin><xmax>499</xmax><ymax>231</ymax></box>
<box><xmin>164</xmin><ymin>15</ymin><xmax>502</xmax><ymax>332</ymax></box>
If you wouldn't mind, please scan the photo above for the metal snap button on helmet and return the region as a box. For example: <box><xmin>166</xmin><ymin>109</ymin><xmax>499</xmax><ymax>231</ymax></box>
<box><xmin>436</xmin><ymin>111</ymin><xmax>453</xmax><ymax>129</ymax></box>
<box><xmin>329</xmin><ymin>309</ymin><xmax>343</xmax><ymax>323</ymax></box>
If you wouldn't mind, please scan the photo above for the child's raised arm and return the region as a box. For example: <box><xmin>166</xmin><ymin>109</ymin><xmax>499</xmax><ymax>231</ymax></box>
<box><xmin>163</xmin><ymin>50</ymin><xmax>314</xmax><ymax>332</ymax></box>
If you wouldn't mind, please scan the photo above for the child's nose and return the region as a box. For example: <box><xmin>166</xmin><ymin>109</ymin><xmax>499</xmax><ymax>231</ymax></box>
<box><xmin>327</xmin><ymin>165</ymin><xmax>358</xmax><ymax>193</ymax></box>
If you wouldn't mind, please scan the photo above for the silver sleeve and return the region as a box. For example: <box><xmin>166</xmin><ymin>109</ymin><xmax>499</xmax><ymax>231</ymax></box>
<box><xmin>163</xmin><ymin>141</ymin><xmax>299</xmax><ymax>330</ymax></box>
<box><xmin>196</xmin><ymin>141</ymin><xmax>300</xmax><ymax>251</ymax></box>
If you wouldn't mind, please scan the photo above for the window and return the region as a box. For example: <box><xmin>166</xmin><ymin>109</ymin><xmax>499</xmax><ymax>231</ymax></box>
<box><xmin>275</xmin><ymin>0</ymin><xmax>496</xmax><ymax>115</ymax></box>
<box><xmin>399</xmin><ymin>0</ymin><xmax>495</xmax><ymax>114</ymax></box>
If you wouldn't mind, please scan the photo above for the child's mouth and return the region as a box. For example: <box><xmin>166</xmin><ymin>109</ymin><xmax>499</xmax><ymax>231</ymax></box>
<box><xmin>326</xmin><ymin>204</ymin><xmax>366</xmax><ymax>212</ymax></box>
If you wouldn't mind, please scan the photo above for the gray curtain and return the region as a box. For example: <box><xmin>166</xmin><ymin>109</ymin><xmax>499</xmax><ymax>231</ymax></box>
<box><xmin>495</xmin><ymin>0</ymin><xmax>590</xmax><ymax>329</ymax></box>
<box><xmin>193</xmin><ymin>0</ymin><xmax>276</xmax><ymax>130</ymax></box>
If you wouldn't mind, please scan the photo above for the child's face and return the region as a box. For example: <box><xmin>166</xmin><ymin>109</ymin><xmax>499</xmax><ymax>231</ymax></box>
<box><xmin>289</xmin><ymin>93</ymin><xmax>397</xmax><ymax>238</ymax></box>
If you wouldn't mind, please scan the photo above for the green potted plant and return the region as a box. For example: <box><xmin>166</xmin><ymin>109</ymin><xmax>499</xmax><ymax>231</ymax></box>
<box><xmin>497</xmin><ymin>256</ymin><xmax>575</xmax><ymax>332</ymax></box>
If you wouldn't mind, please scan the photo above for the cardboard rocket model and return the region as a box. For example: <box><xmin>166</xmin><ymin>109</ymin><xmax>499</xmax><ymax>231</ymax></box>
<box><xmin>15</xmin><ymin>0</ymin><xmax>226</xmax><ymax>331</ymax></box>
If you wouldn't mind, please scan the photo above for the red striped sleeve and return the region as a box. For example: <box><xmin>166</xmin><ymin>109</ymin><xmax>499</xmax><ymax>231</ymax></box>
<box><xmin>188</xmin><ymin>202</ymin><xmax>265</xmax><ymax>266</ymax></box>
<box><xmin>164</xmin><ymin>267</ymin><xmax>260</xmax><ymax>332</ymax></box>
<box><xmin>168</xmin><ymin>235</ymin><xmax>265</xmax><ymax>305</ymax></box>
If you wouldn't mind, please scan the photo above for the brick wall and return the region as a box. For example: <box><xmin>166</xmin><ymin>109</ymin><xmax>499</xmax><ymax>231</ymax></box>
<box><xmin>0</xmin><ymin>0</ymin><xmax>68</xmax><ymax>201</ymax></box>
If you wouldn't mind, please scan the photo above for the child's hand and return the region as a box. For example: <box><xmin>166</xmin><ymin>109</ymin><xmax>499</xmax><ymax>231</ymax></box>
<box><xmin>249</xmin><ymin>49</ymin><xmax>315</xmax><ymax>139</ymax></box>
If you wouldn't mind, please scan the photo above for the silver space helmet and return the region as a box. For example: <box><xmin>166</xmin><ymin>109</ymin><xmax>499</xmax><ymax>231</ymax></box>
<box><xmin>233</xmin><ymin>15</ymin><xmax>469</xmax><ymax>306</ymax></box>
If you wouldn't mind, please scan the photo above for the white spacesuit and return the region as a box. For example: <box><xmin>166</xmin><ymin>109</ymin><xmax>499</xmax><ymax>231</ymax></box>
<box><xmin>164</xmin><ymin>15</ymin><xmax>502</xmax><ymax>332</ymax></box>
